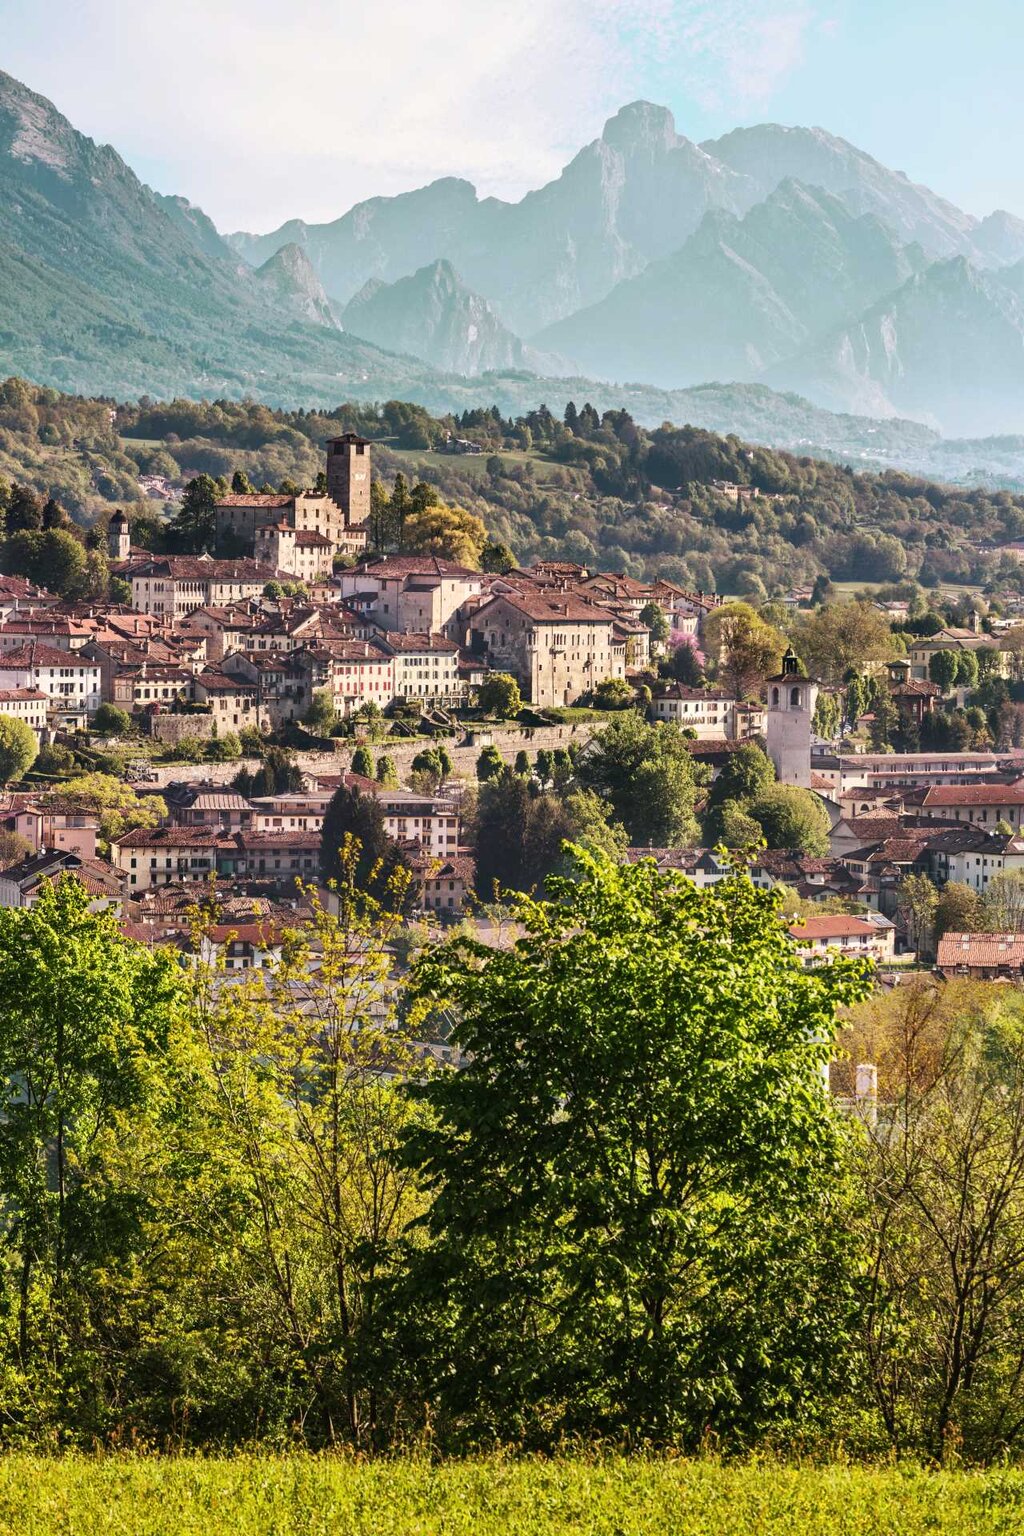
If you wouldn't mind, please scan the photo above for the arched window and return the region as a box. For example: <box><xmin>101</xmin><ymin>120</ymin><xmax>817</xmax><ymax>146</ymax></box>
<box><xmin>771</xmin><ymin>687</ymin><xmax>780</xmax><ymax>707</ymax></box>
<box><xmin>790</xmin><ymin>686</ymin><xmax>801</xmax><ymax>708</ymax></box>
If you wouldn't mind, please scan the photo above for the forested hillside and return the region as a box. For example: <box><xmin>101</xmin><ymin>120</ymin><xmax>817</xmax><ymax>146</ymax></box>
<box><xmin>4</xmin><ymin>377</ymin><xmax>1024</xmax><ymax>595</ymax></box>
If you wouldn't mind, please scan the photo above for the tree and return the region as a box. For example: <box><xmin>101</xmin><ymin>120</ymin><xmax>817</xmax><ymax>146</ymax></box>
<box><xmin>847</xmin><ymin>980</ymin><xmax>1024</xmax><ymax>1458</ymax></box>
<box><xmin>233</xmin><ymin>747</ymin><xmax>303</xmax><ymax>799</ymax></box>
<box><xmin>703</xmin><ymin>742</ymin><xmax>775</xmax><ymax>845</ymax></box>
<box><xmin>351</xmin><ymin>745</ymin><xmax>375</xmax><ymax>780</ymax></box>
<box><xmin>812</xmin><ymin>691</ymin><xmax>842</xmax><ymax>742</ymax></box>
<box><xmin>170</xmin><ymin>475</ymin><xmax>222</xmax><ymax>552</ymax></box>
<box><xmin>46</xmin><ymin>773</ymin><xmax>166</xmax><ymax>846</ymax></box>
<box><xmin>897</xmin><ymin>873</ymin><xmax>939</xmax><ymax>958</ymax></box>
<box><xmin>791</xmin><ymin>601</ymin><xmax>896</xmax><ymax>686</ymax></box>
<box><xmin>593</xmin><ymin>677</ymin><xmax>633</xmax><ymax>708</ymax></box>
<box><xmin>206</xmin><ymin>731</ymin><xmax>242</xmax><ymax>762</ymax></box>
<box><xmin>748</xmin><ymin>785</ymin><xmax>831</xmax><ymax>856</ymax></box>
<box><xmin>231</xmin><ymin>470</ymin><xmax>256</xmax><ymax>494</ymax></box>
<box><xmin>663</xmin><ymin>639</ymin><xmax>705</xmax><ymax>686</ymax></box>
<box><xmin>6</xmin><ymin>485</ymin><xmax>42</xmax><ymax>531</ymax></box>
<box><xmin>319</xmin><ymin>784</ymin><xmax>413</xmax><ymax>910</ymax></box>
<box><xmin>639</xmin><ymin>601</ymin><xmax>670</xmax><ymax>646</ymax></box>
<box><xmin>379</xmin><ymin>853</ymin><xmax>870</xmax><ymax>1447</ymax></box>
<box><xmin>935</xmin><ymin>880</ymin><xmax>984</xmax><ymax>939</ymax></box>
<box><xmin>304</xmin><ymin>689</ymin><xmax>337</xmax><ymax>735</ymax></box>
<box><xmin>375</xmin><ymin>754</ymin><xmax>398</xmax><ymax>787</ymax></box>
<box><xmin>955</xmin><ymin>650</ymin><xmax>980</xmax><ymax>689</ymax></box>
<box><xmin>0</xmin><ymin>714</ymin><xmax>37</xmax><ymax>784</ymax></box>
<box><xmin>477</xmin><ymin>673</ymin><xmax>522</xmax><ymax>719</ymax></box>
<box><xmin>869</xmin><ymin>687</ymin><xmax>899</xmax><ymax>752</ymax></box>
<box><xmin>846</xmin><ymin>674</ymin><xmax>870</xmax><ymax>727</ymax></box>
<box><xmin>575</xmin><ymin>714</ymin><xmax>699</xmax><ymax>847</ymax></box>
<box><xmin>702</xmin><ymin>602</ymin><xmax>787</xmax><ymax>698</ymax></box>
<box><xmin>981</xmin><ymin>870</ymin><xmax>1024</xmax><ymax>932</ymax></box>
<box><xmin>0</xmin><ymin>829</ymin><xmax>30</xmax><ymax>869</ymax></box>
<box><xmin>514</xmin><ymin>749</ymin><xmax>531</xmax><ymax>776</ymax></box>
<box><xmin>92</xmin><ymin>703</ymin><xmax>132</xmax><ymax>738</ymax></box>
<box><xmin>41</xmin><ymin>497</ymin><xmax>65</xmax><ymax>530</ymax></box>
<box><xmin>402</xmin><ymin>504</ymin><xmax>487</xmax><ymax>568</ymax></box>
<box><xmin>476</xmin><ymin>745</ymin><xmax>504</xmax><ymax>782</ymax></box>
<box><xmin>929</xmin><ymin>650</ymin><xmax>960</xmax><ymax>693</ymax></box>
<box><xmin>0</xmin><ymin>879</ymin><xmax>182</xmax><ymax>1420</ymax></box>
<box><xmin>481</xmin><ymin>540</ymin><xmax>516</xmax><ymax>574</ymax></box>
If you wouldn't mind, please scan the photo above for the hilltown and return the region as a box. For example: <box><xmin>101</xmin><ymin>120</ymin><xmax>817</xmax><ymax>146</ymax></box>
<box><xmin>1</xmin><ymin>433</ymin><xmax>1024</xmax><ymax>985</ymax></box>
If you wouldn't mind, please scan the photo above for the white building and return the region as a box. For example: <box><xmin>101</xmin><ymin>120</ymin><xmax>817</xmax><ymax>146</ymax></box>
<box><xmin>766</xmin><ymin>649</ymin><xmax>817</xmax><ymax>789</ymax></box>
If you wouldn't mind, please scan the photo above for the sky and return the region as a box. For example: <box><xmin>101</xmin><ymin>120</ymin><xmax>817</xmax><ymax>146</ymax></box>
<box><xmin>4</xmin><ymin>0</ymin><xmax>1024</xmax><ymax>233</ymax></box>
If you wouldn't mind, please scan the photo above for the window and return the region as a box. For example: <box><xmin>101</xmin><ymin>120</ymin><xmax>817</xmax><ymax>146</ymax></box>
<box><xmin>772</xmin><ymin>687</ymin><xmax>780</xmax><ymax>707</ymax></box>
<box><xmin>790</xmin><ymin>686</ymin><xmax>801</xmax><ymax>708</ymax></box>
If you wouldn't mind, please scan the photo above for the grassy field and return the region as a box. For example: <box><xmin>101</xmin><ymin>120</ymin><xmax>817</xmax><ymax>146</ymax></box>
<box><xmin>3</xmin><ymin>1456</ymin><xmax>1024</xmax><ymax>1536</ymax></box>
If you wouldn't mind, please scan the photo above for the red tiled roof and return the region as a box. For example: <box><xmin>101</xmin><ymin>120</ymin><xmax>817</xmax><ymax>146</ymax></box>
<box><xmin>791</xmin><ymin>916</ymin><xmax>884</xmax><ymax>940</ymax></box>
<box><xmin>923</xmin><ymin>784</ymin><xmax>1024</xmax><ymax>806</ymax></box>
<box><xmin>0</xmin><ymin>643</ymin><xmax>98</xmax><ymax>669</ymax></box>
<box><xmin>937</xmin><ymin>932</ymin><xmax>1024</xmax><ymax>969</ymax></box>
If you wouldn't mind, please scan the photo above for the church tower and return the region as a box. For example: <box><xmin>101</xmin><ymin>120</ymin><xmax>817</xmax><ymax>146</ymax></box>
<box><xmin>108</xmin><ymin>509</ymin><xmax>130</xmax><ymax>562</ymax></box>
<box><xmin>766</xmin><ymin>648</ymin><xmax>818</xmax><ymax>788</ymax></box>
<box><xmin>325</xmin><ymin>433</ymin><xmax>371</xmax><ymax>529</ymax></box>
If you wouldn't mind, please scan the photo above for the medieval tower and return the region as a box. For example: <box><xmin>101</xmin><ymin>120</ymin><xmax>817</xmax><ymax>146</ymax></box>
<box><xmin>108</xmin><ymin>509</ymin><xmax>130</xmax><ymax>562</ymax></box>
<box><xmin>326</xmin><ymin>433</ymin><xmax>372</xmax><ymax>528</ymax></box>
<box><xmin>766</xmin><ymin>648</ymin><xmax>818</xmax><ymax>788</ymax></box>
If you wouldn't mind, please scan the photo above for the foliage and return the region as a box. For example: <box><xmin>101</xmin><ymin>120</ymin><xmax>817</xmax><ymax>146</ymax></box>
<box><xmin>747</xmin><ymin>785</ymin><xmax>832</xmax><ymax>856</ymax></box>
<box><xmin>792</xmin><ymin>601</ymin><xmax>898</xmax><ymax>687</ymax></box>
<box><xmin>233</xmin><ymin>747</ymin><xmax>303</xmax><ymax>798</ymax></box>
<box><xmin>319</xmin><ymin>785</ymin><xmax>414</xmax><ymax>911</ymax></box>
<box><xmin>702</xmin><ymin>603</ymin><xmax>787</xmax><ymax>698</ymax></box>
<box><xmin>45</xmin><ymin>772</ymin><xmax>166</xmax><ymax>846</ymax></box>
<box><xmin>0</xmin><ymin>716</ymin><xmax>37</xmax><ymax>784</ymax></box>
<box><xmin>92</xmin><ymin>703</ymin><xmax>132</xmax><ymax>737</ymax></box>
<box><xmin>592</xmin><ymin>677</ymin><xmax>633</xmax><ymax>708</ymax></box>
<box><xmin>304</xmin><ymin>689</ymin><xmax>338</xmax><ymax>735</ymax></box>
<box><xmin>377</xmin><ymin>853</ymin><xmax>870</xmax><ymax>1447</ymax></box>
<box><xmin>477</xmin><ymin>673</ymin><xmax>523</xmax><ymax>719</ymax></box>
<box><xmin>703</xmin><ymin>741</ymin><xmax>775</xmax><ymax>845</ymax></box>
<box><xmin>574</xmin><ymin>713</ymin><xmax>700</xmax><ymax>846</ymax></box>
<box><xmin>351</xmin><ymin>745</ymin><xmax>375</xmax><ymax>780</ymax></box>
<box><xmin>472</xmin><ymin>771</ymin><xmax>626</xmax><ymax>896</ymax></box>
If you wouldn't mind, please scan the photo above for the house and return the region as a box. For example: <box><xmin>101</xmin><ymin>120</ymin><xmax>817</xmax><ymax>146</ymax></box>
<box><xmin>376</xmin><ymin>632</ymin><xmax>463</xmax><ymax>705</ymax></box>
<box><xmin>214</xmin><ymin>435</ymin><xmax>371</xmax><ymax>562</ymax></box>
<box><xmin>336</xmin><ymin>555</ymin><xmax>483</xmax><ymax>637</ymax></box>
<box><xmin>192</xmin><ymin>667</ymin><xmax>262</xmax><ymax>732</ymax></box>
<box><xmin>309</xmin><ymin>774</ymin><xmax>462</xmax><ymax>859</ymax></box>
<box><xmin>813</xmin><ymin>750</ymin><xmax>1024</xmax><ymax>794</ymax></box>
<box><xmin>789</xmin><ymin>913</ymin><xmax>896</xmax><ymax>965</ymax></box>
<box><xmin>127</xmin><ymin>556</ymin><xmax>301</xmax><ymax>618</ymax></box>
<box><xmin>0</xmin><ymin>688</ymin><xmax>49</xmax><ymax>735</ymax></box>
<box><xmin>937</xmin><ymin>932</ymin><xmax>1024</xmax><ymax>980</ymax></box>
<box><xmin>469</xmin><ymin>589</ymin><xmax>622</xmax><ymax>708</ymax></box>
<box><xmin>907</xmin><ymin>625</ymin><xmax>1010</xmax><ymax>682</ymax></box>
<box><xmin>296</xmin><ymin>639</ymin><xmax>396</xmax><ymax>716</ymax></box>
<box><xmin>163</xmin><ymin>783</ymin><xmax>254</xmax><ymax>829</ymax></box>
<box><xmin>651</xmin><ymin>684</ymin><xmax>762</xmax><ymax>741</ymax></box>
<box><xmin>419</xmin><ymin>854</ymin><xmax>475</xmax><ymax>915</ymax></box>
<box><xmin>0</xmin><ymin>850</ymin><xmax>124</xmax><ymax>910</ymax></box>
<box><xmin>0</xmin><ymin>643</ymin><xmax>101</xmax><ymax>721</ymax></box>
<box><xmin>252</xmin><ymin>523</ymin><xmax>335</xmax><ymax>583</ymax></box>
<box><xmin>919</xmin><ymin>783</ymin><xmax>1024</xmax><ymax>827</ymax></box>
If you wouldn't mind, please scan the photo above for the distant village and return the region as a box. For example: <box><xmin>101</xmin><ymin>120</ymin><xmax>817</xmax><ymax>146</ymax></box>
<box><xmin>0</xmin><ymin>431</ymin><xmax>1021</xmax><ymax>987</ymax></box>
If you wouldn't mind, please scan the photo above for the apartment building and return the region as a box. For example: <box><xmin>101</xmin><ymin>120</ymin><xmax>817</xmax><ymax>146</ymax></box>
<box><xmin>469</xmin><ymin>590</ymin><xmax>622</xmax><ymax>708</ymax></box>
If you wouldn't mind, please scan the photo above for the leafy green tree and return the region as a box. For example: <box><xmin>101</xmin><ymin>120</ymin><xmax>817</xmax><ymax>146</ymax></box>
<box><xmin>477</xmin><ymin>673</ymin><xmax>523</xmax><ymax>719</ymax></box>
<box><xmin>514</xmin><ymin>749</ymin><xmax>531</xmax><ymax>776</ymax></box>
<box><xmin>703</xmin><ymin>742</ymin><xmax>775</xmax><ymax>845</ymax></box>
<box><xmin>0</xmin><ymin>714</ymin><xmax>38</xmax><ymax>784</ymax></box>
<box><xmin>233</xmin><ymin>747</ymin><xmax>303</xmax><ymax>799</ymax></box>
<box><xmin>476</xmin><ymin>745</ymin><xmax>504</xmax><ymax>782</ymax></box>
<box><xmin>897</xmin><ymin>873</ymin><xmax>940</xmax><ymax>957</ymax></box>
<box><xmin>0</xmin><ymin>879</ymin><xmax>183</xmax><ymax>1423</ymax></box>
<box><xmin>869</xmin><ymin>688</ymin><xmax>899</xmax><ymax>751</ymax></box>
<box><xmin>663</xmin><ymin>640</ymin><xmax>705</xmax><ymax>686</ymax></box>
<box><xmin>351</xmin><ymin>745</ymin><xmax>375</xmax><ymax>780</ymax></box>
<box><xmin>576</xmin><ymin>714</ymin><xmax>699</xmax><ymax>847</ymax></box>
<box><xmin>319</xmin><ymin>784</ymin><xmax>413</xmax><ymax>910</ymax></box>
<box><xmin>375</xmin><ymin>753</ymin><xmax>398</xmax><ymax>787</ymax></box>
<box><xmin>846</xmin><ymin>674</ymin><xmax>870</xmax><ymax>725</ymax></box>
<box><xmin>380</xmin><ymin>853</ymin><xmax>870</xmax><ymax>1447</ymax></box>
<box><xmin>92</xmin><ymin>703</ymin><xmax>132</xmax><ymax>737</ymax></box>
<box><xmin>6</xmin><ymin>484</ymin><xmax>42</xmax><ymax>531</ymax></box>
<box><xmin>230</xmin><ymin>470</ymin><xmax>256</xmax><ymax>494</ymax></box>
<box><xmin>481</xmin><ymin>540</ymin><xmax>516</xmax><ymax>574</ymax></box>
<box><xmin>304</xmin><ymin>688</ymin><xmax>337</xmax><ymax>735</ymax></box>
<box><xmin>206</xmin><ymin>731</ymin><xmax>242</xmax><ymax>762</ymax></box>
<box><xmin>748</xmin><ymin>785</ymin><xmax>831</xmax><ymax>856</ymax></box>
<box><xmin>812</xmin><ymin>692</ymin><xmax>842</xmax><ymax>741</ymax></box>
<box><xmin>929</xmin><ymin>650</ymin><xmax>960</xmax><ymax>693</ymax></box>
<box><xmin>170</xmin><ymin>475</ymin><xmax>223</xmax><ymax>552</ymax></box>
<box><xmin>594</xmin><ymin>677</ymin><xmax>633</xmax><ymax>708</ymax></box>
<box><xmin>639</xmin><ymin>600</ymin><xmax>670</xmax><ymax>645</ymax></box>
<box><xmin>935</xmin><ymin>880</ymin><xmax>984</xmax><ymax>939</ymax></box>
<box><xmin>473</xmin><ymin>773</ymin><xmax>626</xmax><ymax>896</ymax></box>
<box><xmin>791</xmin><ymin>601</ymin><xmax>896</xmax><ymax>686</ymax></box>
<box><xmin>702</xmin><ymin>602</ymin><xmax>787</xmax><ymax>698</ymax></box>
<box><xmin>955</xmin><ymin>650</ymin><xmax>980</xmax><ymax>689</ymax></box>
<box><xmin>41</xmin><ymin>497</ymin><xmax>65</xmax><ymax>530</ymax></box>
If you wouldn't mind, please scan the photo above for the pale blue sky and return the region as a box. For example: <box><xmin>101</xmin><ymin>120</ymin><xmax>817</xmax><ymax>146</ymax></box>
<box><xmin>3</xmin><ymin>0</ymin><xmax>1021</xmax><ymax>231</ymax></box>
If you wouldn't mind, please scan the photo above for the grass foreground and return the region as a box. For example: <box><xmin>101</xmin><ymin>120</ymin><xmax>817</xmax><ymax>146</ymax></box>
<box><xmin>3</xmin><ymin>1456</ymin><xmax>1024</xmax><ymax>1536</ymax></box>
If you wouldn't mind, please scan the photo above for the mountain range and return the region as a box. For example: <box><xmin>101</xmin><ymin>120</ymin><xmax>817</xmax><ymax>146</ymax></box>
<box><xmin>5</xmin><ymin>67</ymin><xmax>1024</xmax><ymax>445</ymax></box>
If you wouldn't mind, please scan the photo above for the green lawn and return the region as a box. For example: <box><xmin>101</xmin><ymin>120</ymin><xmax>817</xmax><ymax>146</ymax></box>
<box><xmin>3</xmin><ymin>1456</ymin><xmax>1024</xmax><ymax>1536</ymax></box>
<box><xmin>387</xmin><ymin>446</ymin><xmax>538</xmax><ymax>480</ymax></box>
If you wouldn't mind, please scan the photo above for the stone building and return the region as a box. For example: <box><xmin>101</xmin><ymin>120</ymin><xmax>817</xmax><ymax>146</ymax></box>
<box><xmin>214</xmin><ymin>435</ymin><xmax>371</xmax><ymax>565</ymax></box>
<box><xmin>766</xmin><ymin>648</ymin><xmax>818</xmax><ymax>788</ymax></box>
<box><xmin>469</xmin><ymin>590</ymin><xmax>623</xmax><ymax>708</ymax></box>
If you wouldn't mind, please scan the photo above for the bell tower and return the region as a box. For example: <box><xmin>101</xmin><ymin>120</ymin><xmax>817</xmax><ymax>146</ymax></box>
<box><xmin>766</xmin><ymin>648</ymin><xmax>818</xmax><ymax>788</ymax></box>
<box><xmin>108</xmin><ymin>509</ymin><xmax>130</xmax><ymax>562</ymax></box>
<box><xmin>325</xmin><ymin>433</ymin><xmax>371</xmax><ymax>529</ymax></box>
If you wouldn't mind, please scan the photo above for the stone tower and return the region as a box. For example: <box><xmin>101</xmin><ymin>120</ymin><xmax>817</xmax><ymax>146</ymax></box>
<box><xmin>325</xmin><ymin>433</ymin><xmax>371</xmax><ymax>528</ymax></box>
<box><xmin>766</xmin><ymin>648</ymin><xmax>818</xmax><ymax>789</ymax></box>
<box><xmin>108</xmin><ymin>509</ymin><xmax>130</xmax><ymax>562</ymax></box>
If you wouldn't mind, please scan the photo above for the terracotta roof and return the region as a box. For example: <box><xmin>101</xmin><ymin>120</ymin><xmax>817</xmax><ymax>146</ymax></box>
<box><xmin>937</xmin><ymin>932</ymin><xmax>1024</xmax><ymax>969</ymax></box>
<box><xmin>0</xmin><ymin>688</ymin><xmax>47</xmax><ymax>702</ymax></box>
<box><xmin>354</xmin><ymin>555</ymin><xmax>477</xmax><ymax>579</ymax></box>
<box><xmin>215</xmin><ymin>494</ymin><xmax>294</xmax><ymax>508</ymax></box>
<box><xmin>0</xmin><ymin>643</ymin><xmax>98</xmax><ymax>669</ymax></box>
<box><xmin>475</xmin><ymin>590</ymin><xmax>613</xmax><ymax>625</ymax></box>
<box><xmin>923</xmin><ymin>784</ymin><xmax>1024</xmax><ymax>806</ymax></box>
<box><xmin>791</xmin><ymin>916</ymin><xmax>887</xmax><ymax>941</ymax></box>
